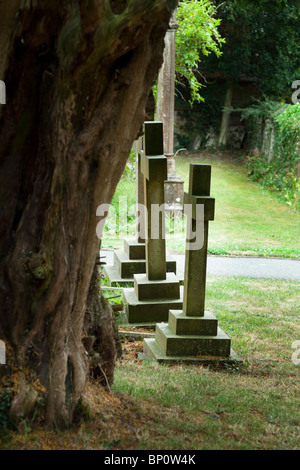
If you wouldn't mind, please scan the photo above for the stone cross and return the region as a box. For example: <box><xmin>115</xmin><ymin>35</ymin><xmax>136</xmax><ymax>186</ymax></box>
<box><xmin>141</xmin><ymin>121</ymin><xmax>168</xmax><ymax>281</ymax></box>
<box><xmin>143</xmin><ymin>162</ymin><xmax>239</xmax><ymax>363</ymax></box>
<box><xmin>182</xmin><ymin>164</ymin><xmax>215</xmax><ymax>316</ymax></box>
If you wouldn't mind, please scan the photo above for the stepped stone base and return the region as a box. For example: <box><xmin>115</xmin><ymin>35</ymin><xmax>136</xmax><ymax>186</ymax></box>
<box><xmin>155</xmin><ymin>324</ymin><xmax>231</xmax><ymax>357</ymax></box>
<box><xmin>114</xmin><ymin>249</ymin><xmax>148</xmax><ymax>278</ymax></box>
<box><xmin>124</xmin><ymin>239</ymin><xmax>146</xmax><ymax>260</ymax></box>
<box><xmin>102</xmin><ymin>265</ymin><xmax>134</xmax><ymax>287</ymax></box>
<box><xmin>142</xmin><ymin>338</ymin><xmax>242</xmax><ymax>366</ymax></box>
<box><xmin>142</xmin><ymin>308</ymin><xmax>243</xmax><ymax>366</ymax></box>
<box><xmin>123</xmin><ymin>286</ymin><xmax>183</xmax><ymax>323</ymax></box>
<box><xmin>168</xmin><ymin>310</ymin><xmax>218</xmax><ymax>336</ymax></box>
<box><xmin>134</xmin><ymin>273</ymin><xmax>180</xmax><ymax>300</ymax></box>
<box><xmin>102</xmin><ymin>246</ymin><xmax>180</xmax><ymax>286</ymax></box>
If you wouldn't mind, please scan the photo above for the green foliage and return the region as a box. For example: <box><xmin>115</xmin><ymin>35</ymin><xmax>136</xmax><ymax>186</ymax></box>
<box><xmin>174</xmin><ymin>81</ymin><xmax>225</xmax><ymax>150</ymax></box>
<box><xmin>0</xmin><ymin>389</ymin><xmax>12</xmax><ymax>435</ymax></box>
<box><xmin>175</xmin><ymin>0</ymin><xmax>225</xmax><ymax>104</ymax></box>
<box><xmin>245</xmin><ymin>102</ymin><xmax>300</xmax><ymax>208</ymax></box>
<box><xmin>124</xmin><ymin>148</ymin><xmax>136</xmax><ymax>179</ymax></box>
<box><xmin>202</xmin><ymin>0</ymin><xmax>300</xmax><ymax>100</ymax></box>
<box><xmin>273</xmin><ymin>103</ymin><xmax>300</xmax><ymax>158</ymax></box>
<box><xmin>236</xmin><ymin>98</ymin><xmax>281</xmax><ymax>149</ymax></box>
<box><xmin>174</xmin><ymin>0</ymin><xmax>300</xmax><ymax>149</ymax></box>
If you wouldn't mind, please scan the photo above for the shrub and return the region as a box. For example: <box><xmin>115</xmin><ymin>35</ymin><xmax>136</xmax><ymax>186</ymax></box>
<box><xmin>244</xmin><ymin>102</ymin><xmax>300</xmax><ymax>209</ymax></box>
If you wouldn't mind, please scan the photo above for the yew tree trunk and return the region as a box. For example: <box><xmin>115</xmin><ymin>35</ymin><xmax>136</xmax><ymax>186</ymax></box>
<box><xmin>0</xmin><ymin>0</ymin><xmax>176</xmax><ymax>428</ymax></box>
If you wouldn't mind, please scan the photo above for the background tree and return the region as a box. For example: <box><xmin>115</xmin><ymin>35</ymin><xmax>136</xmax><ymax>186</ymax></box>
<box><xmin>208</xmin><ymin>0</ymin><xmax>300</xmax><ymax>100</ymax></box>
<box><xmin>0</xmin><ymin>0</ymin><xmax>177</xmax><ymax>429</ymax></box>
<box><xmin>174</xmin><ymin>0</ymin><xmax>300</xmax><ymax>148</ymax></box>
<box><xmin>175</xmin><ymin>0</ymin><xmax>225</xmax><ymax>104</ymax></box>
<box><xmin>213</xmin><ymin>0</ymin><xmax>300</xmax><ymax>145</ymax></box>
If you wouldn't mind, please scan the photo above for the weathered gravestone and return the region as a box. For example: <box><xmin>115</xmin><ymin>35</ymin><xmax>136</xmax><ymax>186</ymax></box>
<box><xmin>103</xmin><ymin>134</ymin><xmax>177</xmax><ymax>286</ymax></box>
<box><xmin>123</xmin><ymin>122</ymin><xmax>183</xmax><ymax>323</ymax></box>
<box><xmin>143</xmin><ymin>164</ymin><xmax>242</xmax><ymax>364</ymax></box>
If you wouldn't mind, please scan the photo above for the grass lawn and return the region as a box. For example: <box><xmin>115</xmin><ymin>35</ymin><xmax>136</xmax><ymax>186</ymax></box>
<box><xmin>110</xmin><ymin>278</ymin><xmax>299</xmax><ymax>450</ymax></box>
<box><xmin>2</xmin><ymin>277</ymin><xmax>299</xmax><ymax>450</ymax></box>
<box><xmin>102</xmin><ymin>151</ymin><xmax>300</xmax><ymax>258</ymax></box>
<box><xmin>2</xmin><ymin>152</ymin><xmax>299</xmax><ymax>451</ymax></box>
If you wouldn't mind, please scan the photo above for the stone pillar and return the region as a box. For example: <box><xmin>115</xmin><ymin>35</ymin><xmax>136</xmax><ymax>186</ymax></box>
<box><xmin>156</xmin><ymin>8</ymin><xmax>184</xmax><ymax>212</ymax></box>
<box><xmin>156</xmin><ymin>10</ymin><xmax>178</xmax><ymax>177</ymax></box>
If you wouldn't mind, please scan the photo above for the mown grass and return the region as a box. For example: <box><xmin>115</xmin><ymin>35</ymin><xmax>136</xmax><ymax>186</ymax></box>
<box><xmin>2</xmin><ymin>152</ymin><xmax>299</xmax><ymax>451</ymax></box>
<box><xmin>113</xmin><ymin>361</ymin><xmax>299</xmax><ymax>450</ymax></box>
<box><xmin>100</xmin><ymin>154</ymin><xmax>300</xmax><ymax>450</ymax></box>
<box><xmin>112</xmin><ymin>276</ymin><xmax>300</xmax><ymax>450</ymax></box>
<box><xmin>102</xmin><ymin>151</ymin><xmax>300</xmax><ymax>258</ymax></box>
<box><xmin>1</xmin><ymin>277</ymin><xmax>299</xmax><ymax>450</ymax></box>
<box><xmin>174</xmin><ymin>152</ymin><xmax>300</xmax><ymax>258</ymax></box>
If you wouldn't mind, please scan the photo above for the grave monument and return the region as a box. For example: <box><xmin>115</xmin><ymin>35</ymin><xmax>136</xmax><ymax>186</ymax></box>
<box><xmin>103</xmin><ymin>134</ymin><xmax>177</xmax><ymax>286</ymax></box>
<box><xmin>143</xmin><ymin>163</ymin><xmax>242</xmax><ymax>364</ymax></box>
<box><xmin>123</xmin><ymin>122</ymin><xmax>183</xmax><ymax>324</ymax></box>
<box><xmin>156</xmin><ymin>7</ymin><xmax>184</xmax><ymax>213</ymax></box>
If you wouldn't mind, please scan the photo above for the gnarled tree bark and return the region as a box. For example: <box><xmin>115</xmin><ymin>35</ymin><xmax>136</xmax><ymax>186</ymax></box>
<box><xmin>0</xmin><ymin>0</ymin><xmax>177</xmax><ymax>428</ymax></box>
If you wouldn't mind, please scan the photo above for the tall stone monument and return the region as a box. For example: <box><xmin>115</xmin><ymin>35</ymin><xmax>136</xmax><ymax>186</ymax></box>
<box><xmin>143</xmin><ymin>164</ymin><xmax>242</xmax><ymax>364</ymax></box>
<box><xmin>123</xmin><ymin>122</ymin><xmax>183</xmax><ymax>324</ymax></box>
<box><xmin>156</xmin><ymin>7</ymin><xmax>184</xmax><ymax>212</ymax></box>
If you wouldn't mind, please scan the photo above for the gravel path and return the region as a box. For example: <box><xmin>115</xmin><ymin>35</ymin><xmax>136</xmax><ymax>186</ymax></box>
<box><xmin>101</xmin><ymin>249</ymin><xmax>300</xmax><ymax>281</ymax></box>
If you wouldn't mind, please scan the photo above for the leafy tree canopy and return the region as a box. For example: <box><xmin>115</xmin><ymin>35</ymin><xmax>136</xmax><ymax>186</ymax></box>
<box><xmin>201</xmin><ymin>0</ymin><xmax>300</xmax><ymax>100</ymax></box>
<box><xmin>175</xmin><ymin>0</ymin><xmax>225</xmax><ymax>104</ymax></box>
